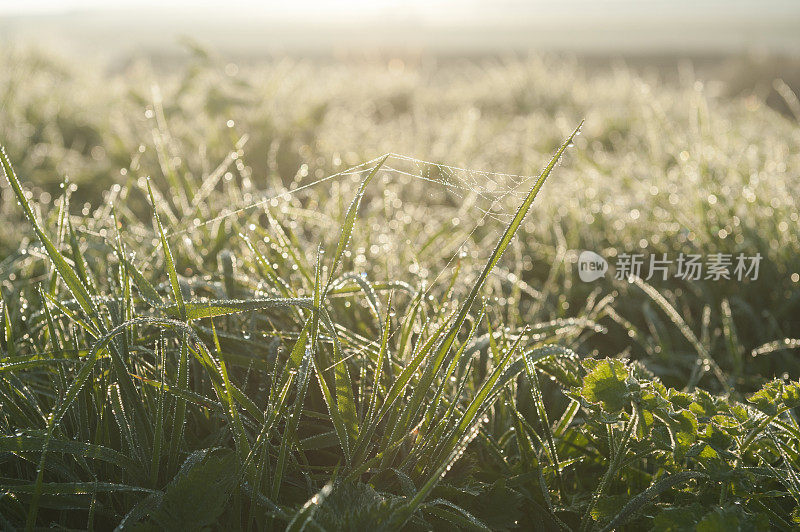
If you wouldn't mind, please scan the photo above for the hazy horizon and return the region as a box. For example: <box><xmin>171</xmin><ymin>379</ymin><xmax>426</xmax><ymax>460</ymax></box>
<box><xmin>1</xmin><ymin>0</ymin><xmax>799</xmax><ymax>59</ymax></box>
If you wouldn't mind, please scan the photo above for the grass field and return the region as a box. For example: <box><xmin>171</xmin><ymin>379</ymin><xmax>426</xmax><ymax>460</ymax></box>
<box><xmin>1</xmin><ymin>46</ymin><xmax>800</xmax><ymax>530</ymax></box>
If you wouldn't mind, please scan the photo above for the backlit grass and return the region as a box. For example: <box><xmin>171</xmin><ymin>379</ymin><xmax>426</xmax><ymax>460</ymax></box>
<box><xmin>1</xmin><ymin>47</ymin><xmax>799</xmax><ymax>530</ymax></box>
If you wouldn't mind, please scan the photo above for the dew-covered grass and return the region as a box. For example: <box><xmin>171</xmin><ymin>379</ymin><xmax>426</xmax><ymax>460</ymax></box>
<box><xmin>1</xmin><ymin>47</ymin><xmax>799</xmax><ymax>530</ymax></box>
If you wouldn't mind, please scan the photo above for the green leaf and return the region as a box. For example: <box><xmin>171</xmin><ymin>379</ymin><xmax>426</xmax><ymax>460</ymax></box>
<box><xmin>652</xmin><ymin>504</ymin><xmax>706</xmax><ymax>532</ymax></box>
<box><xmin>748</xmin><ymin>379</ymin><xmax>800</xmax><ymax>415</ymax></box>
<box><xmin>141</xmin><ymin>451</ymin><xmax>238</xmax><ymax>530</ymax></box>
<box><xmin>581</xmin><ymin>358</ymin><xmax>637</xmax><ymax>413</ymax></box>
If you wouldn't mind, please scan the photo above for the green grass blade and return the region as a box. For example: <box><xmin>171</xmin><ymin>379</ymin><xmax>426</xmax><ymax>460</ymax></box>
<box><xmin>353</xmin><ymin>292</ymin><xmax>394</xmax><ymax>462</ymax></box>
<box><xmin>272</xmin><ymin>343</ymin><xmax>313</xmax><ymax>500</ymax></box>
<box><xmin>25</xmin><ymin>317</ymin><xmax>166</xmax><ymax>530</ymax></box>
<box><xmin>0</xmin><ymin>435</ymin><xmax>139</xmax><ymax>471</ymax></box>
<box><xmin>329</xmin><ymin>272</ymin><xmax>384</xmax><ymax>336</ymax></box>
<box><xmin>146</xmin><ymin>178</ymin><xmax>186</xmax><ymax>321</ymax></box>
<box><xmin>392</xmin><ymin>418</ymin><xmax>485</xmax><ymax>529</ymax></box>
<box><xmin>377</xmin><ymin>316</ymin><xmax>454</xmax><ymax>453</ymax></box>
<box><xmin>38</xmin><ymin>287</ymin><xmax>64</xmax><ymax>363</ymax></box>
<box><xmin>324</xmin><ymin>155</ymin><xmax>388</xmax><ymax>294</ymax></box>
<box><xmin>1</xmin><ymin>145</ymin><xmax>98</xmax><ymax>323</ymax></box>
<box><xmin>1</xmin><ymin>481</ymin><xmax>159</xmax><ymax>495</ymax></box>
<box><xmin>285</xmin><ymin>483</ymin><xmax>332</xmax><ymax>532</ymax></box>
<box><xmin>405</xmin><ymin>123</ymin><xmax>582</xmax><ymax>436</ymax></box>
<box><xmin>434</xmin><ymin>122</ymin><xmax>581</xmax><ymax>364</ymax></box>
<box><xmin>67</xmin><ymin>219</ymin><xmax>94</xmax><ymax>294</ymax></box>
<box><xmin>116</xmin><ymin>251</ymin><xmax>164</xmax><ymax>308</ymax></box>
<box><xmin>167</xmin><ymin>297</ymin><xmax>313</xmax><ymax>320</ymax></box>
<box><xmin>211</xmin><ymin>318</ymin><xmax>251</xmax><ymax>460</ymax></box>
<box><xmin>324</xmin><ymin>307</ymin><xmax>358</xmax><ymax>451</ymax></box>
<box><xmin>721</xmin><ymin>299</ymin><xmax>744</xmax><ymax>378</ymax></box>
<box><xmin>150</xmin><ymin>338</ymin><xmax>166</xmax><ymax>487</ymax></box>
<box><xmin>434</xmin><ymin>326</ymin><xmax>528</xmax><ymax>465</ymax></box>
<box><xmin>1</xmin><ymin>294</ymin><xmax>16</xmax><ymax>357</ymax></box>
<box><xmin>238</xmin><ymin>372</ymin><xmax>294</xmax><ymax>486</ymax></box>
<box><xmin>41</xmin><ymin>291</ymin><xmax>100</xmax><ymax>339</ymax></box>
<box><xmin>524</xmin><ymin>346</ymin><xmax>565</xmax><ymax>497</ymax></box>
<box><xmin>167</xmin><ymin>333</ymin><xmax>189</xmax><ymax>473</ymax></box>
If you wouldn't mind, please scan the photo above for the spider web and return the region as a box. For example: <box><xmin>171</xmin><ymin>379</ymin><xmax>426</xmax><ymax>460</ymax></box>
<box><xmin>165</xmin><ymin>151</ymin><xmax>535</xmax><ymax>241</ymax></box>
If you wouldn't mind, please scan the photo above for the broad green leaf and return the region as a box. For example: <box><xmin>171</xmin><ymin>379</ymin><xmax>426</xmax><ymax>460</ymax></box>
<box><xmin>581</xmin><ymin>358</ymin><xmax>636</xmax><ymax>413</ymax></box>
<box><xmin>141</xmin><ymin>451</ymin><xmax>238</xmax><ymax>530</ymax></box>
<box><xmin>748</xmin><ymin>379</ymin><xmax>800</xmax><ymax>415</ymax></box>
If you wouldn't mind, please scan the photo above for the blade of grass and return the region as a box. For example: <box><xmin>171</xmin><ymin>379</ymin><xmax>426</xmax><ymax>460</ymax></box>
<box><xmin>395</xmin><ymin>122</ymin><xmax>582</xmax><ymax>454</ymax></box>
<box><xmin>150</xmin><ymin>337</ymin><xmax>166</xmax><ymax>487</ymax></box>
<box><xmin>323</xmin><ymin>155</ymin><xmax>388</xmax><ymax>295</ymax></box>
<box><xmin>167</xmin><ymin>333</ymin><xmax>189</xmax><ymax>473</ymax></box>
<box><xmin>285</xmin><ymin>483</ymin><xmax>332</xmax><ymax>532</ymax></box>
<box><xmin>524</xmin><ymin>348</ymin><xmax>565</xmax><ymax>499</ymax></box>
<box><xmin>146</xmin><ymin>178</ymin><xmax>186</xmax><ymax>321</ymax></box>
<box><xmin>168</xmin><ymin>297</ymin><xmax>313</xmax><ymax>320</ymax></box>
<box><xmin>433</xmin><ymin>327</ymin><xmax>528</xmax><ymax>467</ymax></box>
<box><xmin>1</xmin><ymin>145</ymin><xmax>99</xmax><ymax>325</ymax></box>
<box><xmin>311</xmin><ymin>247</ymin><xmax>354</xmax><ymax>462</ymax></box>
<box><xmin>272</xmin><ymin>343</ymin><xmax>313</xmax><ymax>500</ymax></box>
<box><xmin>352</xmin><ymin>292</ymin><xmax>394</xmax><ymax>463</ymax></box>
<box><xmin>211</xmin><ymin>318</ymin><xmax>251</xmax><ymax>460</ymax></box>
<box><xmin>0</xmin><ymin>295</ymin><xmax>13</xmax><ymax>357</ymax></box>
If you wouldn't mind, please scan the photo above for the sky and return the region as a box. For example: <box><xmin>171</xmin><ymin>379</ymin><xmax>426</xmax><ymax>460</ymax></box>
<box><xmin>1</xmin><ymin>0</ymin><xmax>798</xmax><ymax>56</ymax></box>
<box><xmin>2</xmin><ymin>0</ymin><xmax>797</xmax><ymax>15</ymax></box>
<box><xmin>5</xmin><ymin>0</ymin><xmax>414</xmax><ymax>16</ymax></box>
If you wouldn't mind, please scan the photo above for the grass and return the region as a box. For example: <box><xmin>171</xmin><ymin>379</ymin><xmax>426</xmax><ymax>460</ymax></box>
<box><xmin>1</xmin><ymin>46</ymin><xmax>800</xmax><ymax>530</ymax></box>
